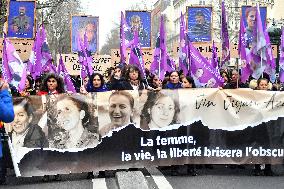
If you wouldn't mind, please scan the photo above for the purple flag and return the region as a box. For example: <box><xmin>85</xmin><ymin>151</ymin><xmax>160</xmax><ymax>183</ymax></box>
<box><xmin>211</xmin><ymin>40</ymin><xmax>218</xmax><ymax>69</ymax></box>
<box><xmin>2</xmin><ymin>36</ymin><xmax>26</xmax><ymax>90</ymax></box>
<box><xmin>18</xmin><ymin>65</ymin><xmax>27</xmax><ymax>93</ymax></box>
<box><xmin>239</xmin><ymin>16</ymin><xmax>252</xmax><ymax>83</ymax></box>
<box><xmin>2</xmin><ymin>35</ymin><xmax>12</xmax><ymax>82</ymax></box>
<box><xmin>120</xmin><ymin>11</ymin><xmax>127</xmax><ymax>65</ymax></box>
<box><xmin>263</xmin><ymin>26</ymin><xmax>276</xmax><ymax>83</ymax></box>
<box><xmin>150</xmin><ymin>15</ymin><xmax>174</xmax><ymax>80</ymax></box>
<box><xmin>29</xmin><ymin>25</ymin><xmax>54</xmax><ymax>78</ymax></box>
<box><xmin>221</xmin><ymin>1</ymin><xmax>230</xmax><ymax>67</ymax></box>
<box><xmin>129</xmin><ymin>30</ymin><xmax>146</xmax><ymax>78</ymax></box>
<box><xmin>279</xmin><ymin>28</ymin><xmax>284</xmax><ymax>82</ymax></box>
<box><xmin>77</xmin><ymin>32</ymin><xmax>93</xmax><ymax>80</ymax></box>
<box><xmin>189</xmin><ymin>42</ymin><xmax>224</xmax><ymax>88</ymax></box>
<box><xmin>58</xmin><ymin>54</ymin><xmax>76</xmax><ymax>93</ymax></box>
<box><xmin>179</xmin><ymin>12</ymin><xmax>189</xmax><ymax>76</ymax></box>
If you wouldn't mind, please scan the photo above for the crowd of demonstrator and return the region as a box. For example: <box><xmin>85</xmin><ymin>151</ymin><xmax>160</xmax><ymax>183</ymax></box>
<box><xmin>0</xmin><ymin>64</ymin><xmax>281</xmax><ymax>185</ymax></box>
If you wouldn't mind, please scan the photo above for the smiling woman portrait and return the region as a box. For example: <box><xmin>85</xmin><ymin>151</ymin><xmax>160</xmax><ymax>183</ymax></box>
<box><xmin>9</xmin><ymin>97</ymin><xmax>48</xmax><ymax>151</ymax></box>
<box><xmin>99</xmin><ymin>91</ymin><xmax>135</xmax><ymax>136</ymax></box>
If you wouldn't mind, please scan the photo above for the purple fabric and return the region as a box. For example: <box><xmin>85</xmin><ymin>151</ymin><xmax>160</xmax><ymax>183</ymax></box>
<box><xmin>18</xmin><ymin>65</ymin><xmax>27</xmax><ymax>92</ymax></box>
<box><xmin>211</xmin><ymin>41</ymin><xmax>218</xmax><ymax>69</ymax></box>
<box><xmin>58</xmin><ymin>55</ymin><xmax>76</xmax><ymax>93</ymax></box>
<box><xmin>150</xmin><ymin>15</ymin><xmax>174</xmax><ymax>80</ymax></box>
<box><xmin>239</xmin><ymin>16</ymin><xmax>252</xmax><ymax>83</ymax></box>
<box><xmin>179</xmin><ymin>12</ymin><xmax>189</xmax><ymax>76</ymax></box>
<box><xmin>189</xmin><ymin>42</ymin><xmax>224</xmax><ymax>88</ymax></box>
<box><xmin>2</xmin><ymin>36</ymin><xmax>13</xmax><ymax>82</ymax></box>
<box><xmin>77</xmin><ymin>32</ymin><xmax>93</xmax><ymax>80</ymax></box>
<box><xmin>221</xmin><ymin>1</ymin><xmax>230</xmax><ymax>67</ymax></box>
<box><xmin>2</xmin><ymin>36</ymin><xmax>26</xmax><ymax>90</ymax></box>
<box><xmin>249</xmin><ymin>5</ymin><xmax>268</xmax><ymax>79</ymax></box>
<box><xmin>280</xmin><ymin>28</ymin><xmax>284</xmax><ymax>82</ymax></box>
<box><xmin>120</xmin><ymin>11</ymin><xmax>127</xmax><ymax>64</ymax></box>
<box><xmin>129</xmin><ymin>30</ymin><xmax>146</xmax><ymax>78</ymax></box>
<box><xmin>263</xmin><ymin>26</ymin><xmax>276</xmax><ymax>83</ymax></box>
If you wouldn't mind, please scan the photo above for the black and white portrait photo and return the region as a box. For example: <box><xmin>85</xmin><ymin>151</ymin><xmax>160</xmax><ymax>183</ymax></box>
<box><xmin>140</xmin><ymin>91</ymin><xmax>180</xmax><ymax>130</ymax></box>
<box><xmin>97</xmin><ymin>90</ymin><xmax>140</xmax><ymax>137</ymax></box>
<box><xmin>46</xmin><ymin>94</ymin><xmax>100</xmax><ymax>149</ymax></box>
<box><xmin>7</xmin><ymin>97</ymin><xmax>48</xmax><ymax>153</ymax></box>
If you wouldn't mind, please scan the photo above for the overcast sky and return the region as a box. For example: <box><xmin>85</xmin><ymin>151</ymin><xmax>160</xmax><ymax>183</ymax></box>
<box><xmin>81</xmin><ymin>0</ymin><xmax>157</xmax><ymax>50</ymax></box>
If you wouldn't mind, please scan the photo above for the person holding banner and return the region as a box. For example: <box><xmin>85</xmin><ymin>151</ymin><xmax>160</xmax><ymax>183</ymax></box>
<box><xmin>99</xmin><ymin>91</ymin><xmax>134</xmax><ymax>136</ymax></box>
<box><xmin>0</xmin><ymin>78</ymin><xmax>14</xmax><ymax>185</ymax></box>
<box><xmin>49</xmin><ymin>95</ymin><xmax>99</xmax><ymax>149</ymax></box>
<box><xmin>223</xmin><ymin>70</ymin><xmax>248</xmax><ymax>89</ymax></box>
<box><xmin>140</xmin><ymin>91</ymin><xmax>180</xmax><ymax>130</ymax></box>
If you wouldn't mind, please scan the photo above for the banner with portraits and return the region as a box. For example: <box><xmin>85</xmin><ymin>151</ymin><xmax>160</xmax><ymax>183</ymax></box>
<box><xmin>5</xmin><ymin>89</ymin><xmax>284</xmax><ymax>177</ymax></box>
<box><xmin>7</xmin><ymin>0</ymin><xmax>36</xmax><ymax>39</ymax></box>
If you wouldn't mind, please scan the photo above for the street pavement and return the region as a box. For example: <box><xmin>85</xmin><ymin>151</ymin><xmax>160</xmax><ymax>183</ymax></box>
<box><xmin>1</xmin><ymin>165</ymin><xmax>284</xmax><ymax>189</ymax></box>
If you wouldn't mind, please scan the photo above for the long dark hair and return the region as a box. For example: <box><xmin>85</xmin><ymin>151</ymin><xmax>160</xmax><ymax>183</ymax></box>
<box><xmin>40</xmin><ymin>73</ymin><xmax>65</xmax><ymax>93</ymax></box>
<box><xmin>124</xmin><ymin>64</ymin><xmax>143</xmax><ymax>82</ymax></box>
<box><xmin>141</xmin><ymin>91</ymin><xmax>180</xmax><ymax>125</ymax></box>
<box><xmin>86</xmin><ymin>73</ymin><xmax>105</xmax><ymax>92</ymax></box>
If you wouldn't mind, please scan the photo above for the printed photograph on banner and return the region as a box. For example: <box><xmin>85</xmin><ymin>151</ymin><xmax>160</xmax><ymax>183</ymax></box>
<box><xmin>71</xmin><ymin>16</ymin><xmax>99</xmax><ymax>53</ymax></box>
<box><xmin>241</xmin><ymin>6</ymin><xmax>267</xmax><ymax>46</ymax></box>
<box><xmin>97</xmin><ymin>90</ymin><xmax>140</xmax><ymax>136</ymax></box>
<box><xmin>7</xmin><ymin>0</ymin><xmax>36</xmax><ymax>38</ymax></box>
<box><xmin>139</xmin><ymin>90</ymin><xmax>180</xmax><ymax>130</ymax></box>
<box><xmin>187</xmin><ymin>6</ymin><xmax>212</xmax><ymax>42</ymax></box>
<box><xmin>4</xmin><ymin>96</ymin><xmax>47</xmax><ymax>156</ymax></box>
<box><xmin>46</xmin><ymin>93</ymin><xmax>100</xmax><ymax>149</ymax></box>
<box><xmin>125</xmin><ymin>11</ymin><xmax>151</xmax><ymax>48</ymax></box>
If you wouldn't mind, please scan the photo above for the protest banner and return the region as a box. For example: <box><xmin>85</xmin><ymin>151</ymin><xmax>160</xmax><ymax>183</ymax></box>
<box><xmin>5</xmin><ymin>89</ymin><xmax>284</xmax><ymax>177</ymax></box>
<box><xmin>111</xmin><ymin>49</ymin><xmax>153</xmax><ymax>69</ymax></box>
<box><xmin>0</xmin><ymin>38</ymin><xmax>33</xmax><ymax>61</ymax></box>
<box><xmin>56</xmin><ymin>54</ymin><xmax>112</xmax><ymax>76</ymax></box>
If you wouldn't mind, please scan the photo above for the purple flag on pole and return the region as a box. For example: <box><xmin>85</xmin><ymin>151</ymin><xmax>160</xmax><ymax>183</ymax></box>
<box><xmin>2</xmin><ymin>35</ymin><xmax>12</xmax><ymax>82</ymax></box>
<box><xmin>279</xmin><ymin>28</ymin><xmax>284</xmax><ymax>82</ymax></box>
<box><xmin>77</xmin><ymin>32</ymin><xmax>93</xmax><ymax>80</ymax></box>
<box><xmin>239</xmin><ymin>16</ymin><xmax>252</xmax><ymax>83</ymax></box>
<box><xmin>18</xmin><ymin>65</ymin><xmax>28</xmax><ymax>93</ymax></box>
<box><xmin>120</xmin><ymin>11</ymin><xmax>127</xmax><ymax>65</ymax></box>
<box><xmin>58</xmin><ymin>54</ymin><xmax>76</xmax><ymax>93</ymax></box>
<box><xmin>211</xmin><ymin>40</ymin><xmax>218</xmax><ymax>69</ymax></box>
<box><xmin>150</xmin><ymin>15</ymin><xmax>174</xmax><ymax>80</ymax></box>
<box><xmin>129</xmin><ymin>30</ymin><xmax>146</xmax><ymax>78</ymax></box>
<box><xmin>221</xmin><ymin>1</ymin><xmax>230</xmax><ymax>67</ymax></box>
<box><xmin>179</xmin><ymin>12</ymin><xmax>189</xmax><ymax>76</ymax></box>
<box><xmin>2</xmin><ymin>36</ymin><xmax>26</xmax><ymax>90</ymax></box>
<box><xmin>189</xmin><ymin>42</ymin><xmax>224</xmax><ymax>88</ymax></box>
<box><xmin>263</xmin><ymin>26</ymin><xmax>276</xmax><ymax>83</ymax></box>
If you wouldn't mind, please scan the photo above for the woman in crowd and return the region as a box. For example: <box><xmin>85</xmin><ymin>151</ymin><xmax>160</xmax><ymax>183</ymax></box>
<box><xmin>106</xmin><ymin>65</ymin><xmax>123</xmax><ymax>90</ymax></box>
<box><xmin>19</xmin><ymin>75</ymin><xmax>36</xmax><ymax>96</ymax></box>
<box><xmin>99</xmin><ymin>91</ymin><xmax>134</xmax><ymax>136</ymax></box>
<box><xmin>163</xmin><ymin>71</ymin><xmax>183</xmax><ymax>89</ymax></box>
<box><xmin>110</xmin><ymin>65</ymin><xmax>148</xmax><ymax>90</ymax></box>
<box><xmin>253</xmin><ymin>78</ymin><xmax>274</xmax><ymax>176</ymax></box>
<box><xmin>140</xmin><ymin>91</ymin><xmax>180</xmax><ymax>130</ymax></box>
<box><xmin>149</xmin><ymin>74</ymin><xmax>162</xmax><ymax>90</ymax></box>
<box><xmin>9</xmin><ymin>97</ymin><xmax>48</xmax><ymax>151</ymax></box>
<box><xmin>220</xmin><ymin>70</ymin><xmax>230</xmax><ymax>86</ymax></box>
<box><xmin>37</xmin><ymin>73</ymin><xmax>65</xmax><ymax>95</ymax></box>
<box><xmin>86</xmin><ymin>73</ymin><xmax>108</xmax><ymax>93</ymax></box>
<box><xmin>49</xmin><ymin>95</ymin><xmax>99</xmax><ymax>149</ymax></box>
<box><xmin>181</xmin><ymin>76</ymin><xmax>196</xmax><ymax>89</ymax></box>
